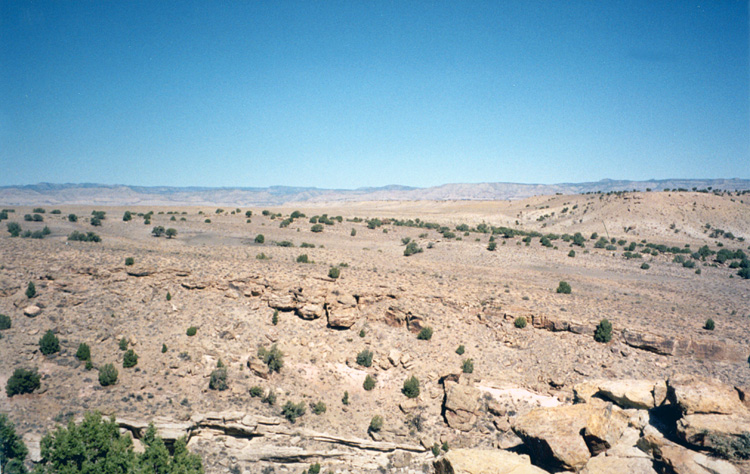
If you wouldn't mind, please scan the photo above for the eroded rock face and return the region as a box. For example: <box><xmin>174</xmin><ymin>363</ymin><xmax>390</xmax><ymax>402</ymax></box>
<box><xmin>574</xmin><ymin>379</ymin><xmax>667</xmax><ymax>409</ymax></box>
<box><xmin>443</xmin><ymin>381</ymin><xmax>480</xmax><ymax>432</ymax></box>
<box><xmin>677</xmin><ymin>413</ymin><xmax>750</xmax><ymax>455</ymax></box>
<box><xmin>658</xmin><ymin>444</ymin><xmax>740</xmax><ymax>474</ymax></box>
<box><xmin>433</xmin><ymin>449</ymin><xmax>550</xmax><ymax>474</ymax></box>
<box><xmin>580</xmin><ymin>453</ymin><xmax>657</xmax><ymax>474</ymax></box>
<box><xmin>668</xmin><ymin>374</ymin><xmax>746</xmax><ymax>415</ymax></box>
<box><xmin>326</xmin><ymin>306</ymin><xmax>358</xmax><ymax>328</ymax></box>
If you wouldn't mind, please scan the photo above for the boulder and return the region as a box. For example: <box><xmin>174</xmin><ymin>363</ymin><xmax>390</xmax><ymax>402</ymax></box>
<box><xmin>677</xmin><ymin>413</ymin><xmax>750</xmax><ymax>456</ymax></box>
<box><xmin>296</xmin><ymin>303</ymin><xmax>324</xmax><ymax>320</ymax></box>
<box><xmin>513</xmin><ymin>401</ymin><xmax>626</xmax><ymax>471</ymax></box>
<box><xmin>326</xmin><ymin>307</ymin><xmax>358</xmax><ymax>329</ymax></box>
<box><xmin>247</xmin><ymin>356</ymin><xmax>270</xmax><ymax>379</ymax></box>
<box><xmin>580</xmin><ymin>454</ymin><xmax>657</xmax><ymax>474</ymax></box>
<box><xmin>622</xmin><ymin>329</ymin><xmax>677</xmax><ymax>355</ymax></box>
<box><xmin>443</xmin><ymin>381</ymin><xmax>481</xmax><ymax>432</ymax></box>
<box><xmin>668</xmin><ymin>374</ymin><xmax>746</xmax><ymax>415</ymax></box>
<box><xmin>433</xmin><ymin>449</ymin><xmax>550</xmax><ymax>474</ymax></box>
<box><xmin>575</xmin><ymin>379</ymin><xmax>667</xmax><ymax>409</ymax></box>
<box><xmin>24</xmin><ymin>305</ymin><xmax>42</xmax><ymax>317</ymax></box>
<box><xmin>658</xmin><ymin>444</ymin><xmax>739</xmax><ymax>474</ymax></box>
<box><xmin>266</xmin><ymin>293</ymin><xmax>297</xmax><ymax>311</ymax></box>
<box><xmin>384</xmin><ymin>306</ymin><xmax>408</xmax><ymax>328</ymax></box>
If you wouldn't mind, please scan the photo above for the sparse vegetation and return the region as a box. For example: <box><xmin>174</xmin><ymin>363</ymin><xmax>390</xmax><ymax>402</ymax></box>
<box><xmin>402</xmin><ymin>376</ymin><xmax>420</xmax><ymax>398</ymax></box>
<box><xmin>39</xmin><ymin>330</ymin><xmax>60</xmax><ymax>355</ymax></box>
<box><xmin>328</xmin><ymin>266</ymin><xmax>340</xmax><ymax>279</ymax></box>
<box><xmin>98</xmin><ymin>363</ymin><xmax>118</xmax><ymax>386</ymax></box>
<box><xmin>209</xmin><ymin>366</ymin><xmax>228</xmax><ymax>391</ymax></box>
<box><xmin>0</xmin><ymin>313</ymin><xmax>11</xmax><ymax>330</ymax></box>
<box><xmin>514</xmin><ymin>317</ymin><xmax>527</xmax><ymax>328</ymax></box>
<box><xmin>594</xmin><ymin>319</ymin><xmax>613</xmax><ymax>343</ymax></box>
<box><xmin>556</xmin><ymin>281</ymin><xmax>572</xmax><ymax>294</ymax></box>
<box><xmin>369</xmin><ymin>415</ymin><xmax>383</xmax><ymax>432</ymax></box>
<box><xmin>417</xmin><ymin>326</ymin><xmax>433</xmax><ymax>340</ymax></box>
<box><xmin>26</xmin><ymin>281</ymin><xmax>36</xmax><ymax>298</ymax></box>
<box><xmin>125</xmin><ymin>257</ymin><xmax>134</xmax><ymax>266</ymax></box>
<box><xmin>123</xmin><ymin>349</ymin><xmax>139</xmax><ymax>368</ymax></box>
<box><xmin>258</xmin><ymin>344</ymin><xmax>284</xmax><ymax>373</ymax></box>
<box><xmin>363</xmin><ymin>375</ymin><xmax>376</xmax><ymax>391</ymax></box>
<box><xmin>311</xmin><ymin>401</ymin><xmax>327</xmax><ymax>415</ymax></box>
<box><xmin>281</xmin><ymin>401</ymin><xmax>306</xmax><ymax>423</ymax></box>
<box><xmin>704</xmin><ymin>318</ymin><xmax>715</xmax><ymax>331</ymax></box>
<box><xmin>76</xmin><ymin>343</ymin><xmax>91</xmax><ymax>361</ymax></box>
<box><xmin>356</xmin><ymin>349</ymin><xmax>373</xmax><ymax>367</ymax></box>
<box><xmin>404</xmin><ymin>241</ymin><xmax>423</xmax><ymax>256</ymax></box>
<box><xmin>455</xmin><ymin>345</ymin><xmax>465</xmax><ymax>355</ymax></box>
<box><xmin>67</xmin><ymin>230</ymin><xmax>101</xmax><ymax>242</ymax></box>
<box><xmin>186</xmin><ymin>326</ymin><xmax>198</xmax><ymax>336</ymax></box>
<box><xmin>119</xmin><ymin>337</ymin><xmax>129</xmax><ymax>350</ymax></box>
<box><xmin>6</xmin><ymin>367</ymin><xmax>41</xmax><ymax>397</ymax></box>
<box><xmin>255</xmin><ymin>234</ymin><xmax>265</xmax><ymax>244</ymax></box>
<box><xmin>462</xmin><ymin>358</ymin><xmax>474</xmax><ymax>374</ymax></box>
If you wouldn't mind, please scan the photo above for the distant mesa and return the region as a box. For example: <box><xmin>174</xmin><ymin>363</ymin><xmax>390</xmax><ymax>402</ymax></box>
<box><xmin>0</xmin><ymin>179</ymin><xmax>748</xmax><ymax>206</ymax></box>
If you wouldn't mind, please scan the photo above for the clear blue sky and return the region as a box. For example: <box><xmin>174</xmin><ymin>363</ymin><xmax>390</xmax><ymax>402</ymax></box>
<box><xmin>1</xmin><ymin>1</ymin><xmax>748</xmax><ymax>189</ymax></box>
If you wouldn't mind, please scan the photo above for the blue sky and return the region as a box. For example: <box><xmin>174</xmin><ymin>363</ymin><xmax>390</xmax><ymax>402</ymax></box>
<box><xmin>1</xmin><ymin>1</ymin><xmax>748</xmax><ymax>189</ymax></box>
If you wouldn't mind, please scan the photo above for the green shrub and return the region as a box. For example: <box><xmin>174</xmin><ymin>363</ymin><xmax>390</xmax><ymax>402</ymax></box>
<box><xmin>514</xmin><ymin>317</ymin><xmax>527</xmax><ymax>328</ymax></box>
<box><xmin>462</xmin><ymin>359</ymin><xmax>474</xmax><ymax>374</ymax></box>
<box><xmin>455</xmin><ymin>345</ymin><xmax>465</xmax><ymax>355</ymax></box>
<box><xmin>402</xmin><ymin>376</ymin><xmax>420</xmax><ymax>398</ymax></box>
<box><xmin>281</xmin><ymin>401</ymin><xmax>306</xmax><ymax>423</ymax></box>
<box><xmin>311</xmin><ymin>401</ymin><xmax>326</xmax><ymax>415</ymax></box>
<box><xmin>186</xmin><ymin>326</ymin><xmax>197</xmax><ymax>337</ymax></box>
<box><xmin>209</xmin><ymin>367</ymin><xmax>228</xmax><ymax>391</ymax></box>
<box><xmin>119</xmin><ymin>337</ymin><xmax>128</xmax><ymax>350</ymax></box>
<box><xmin>123</xmin><ymin>211</ymin><xmax>132</xmax><ymax>221</ymax></box>
<box><xmin>67</xmin><ymin>231</ymin><xmax>101</xmax><ymax>242</ymax></box>
<box><xmin>351</xmin><ymin>228</ymin><xmax>357</xmax><ymax>236</ymax></box>
<box><xmin>342</xmin><ymin>391</ymin><xmax>350</xmax><ymax>405</ymax></box>
<box><xmin>487</xmin><ymin>241</ymin><xmax>497</xmax><ymax>251</ymax></box>
<box><xmin>328</xmin><ymin>267</ymin><xmax>340</xmax><ymax>279</ymax></box>
<box><xmin>417</xmin><ymin>327</ymin><xmax>433</xmax><ymax>340</ymax></box>
<box><xmin>161</xmin><ymin>343</ymin><xmax>167</xmax><ymax>353</ymax></box>
<box><xmin>249</xmin><ymin>386</ymin><xmax>263</xmax><ymax>397</ymax></box>
<box><xmin>166</xmin><ymin>291</ymin><xmax>171</xmax><ymax>301</ymax></box>
<box><xmin>641</xmin><ymin>262</ymin><xmax>650</xmax><ymax>270</ymax></box>
<box><xmin>258</xmin><ymin>344</ymin><xmax>284</xmax><ymax>373</ymax></box>
<box><xmin>431</xmin><ymin>443</ymin><xmax>441</xmax><ymax>456</ymax></box>
<box><xmin>404</xmin><ymin>241</ymin><xmax>423</xmax><ymax>256</ymax></box>
<box><xmin>296</xmin><ymin>254</ymin><xmax>309</xmax><ymax>263</ymax></box>
<box><xmin>76</xmin><ymin>343</ymin><xmax>91</xmax><ymax>361</ymax></box>
<box><xmin>363</xmin><ymin>375</ymin><xmax>376</xmax><ymax>391</ymax></box>
<box><xmin>85</xmin><ymin>360</ymin><xmax>93</xmax><ymax>371</ymax></box>
<box><xmin>7</xmin><ymin>222</ymin><xmax>21</xmax><ymax>237</ymax></box>
<box><xmin>151</xmin><ymin>226</ymin><xmax>165</xmax><ymax>237</ymax></box>
<box><xmin>369</xmin><ymin>415</ymin><xmax>383</xmax><ymax>433</ymax></box>
<box><xmin>125</xmin><ymin>257</ymin><xmax>134</xmax><ymax>266</ymax></box>
<box><xmin>39</xmin><ymin>330</ymin><xmax>60</xmax><ymax>355</ymax></box>
<box><xmin>0</xmin><ymin>413</ymin><xmax>28</xmax><ymax>470</ymax></box>
<box><xmin>568</xmin><ymin>250</ymin><xmax>576</xmax><ymax>257</ymax></box>
<box><xmin>25</xmin><ymin>282</ymin><xmax>36</xmax><ymax>299</ymax></box>
<box><xmin>98</xmin><ymin>363</ymin><xmax>118</xmax><ymax>386</ymax></box>
<box><xmin>307</xmin><ymin>463</ymin><xmax>321</xmax><ymax>474</ymax></box>
<box><xmin>359</xmin><ymin>329</ymin><xmax>366</xmax><ymax>338</ymax></box>
<box><xmin>300</xmin><ymin>242</ymin><xmax>315</xmax><ymax>248</ymax></box>
<box><xmin>123</xmin><ymin>349</ymin><xmax>138</xmax><ymax>368</ymax></box>
<box><xmin>256</xmin><ymin>252</ymin><xmax>270</xmax><ymax>260</ymax></box>
<box><xmin>255</xmin><ymin>234</ymin><xmax>265</xmax><ymax>244</ymax></box>
<box><xmin>556</xmin><ymin>281</ymin><xmax>572</xmax><ymax>294</ymax></box>
<box><xmin>165</xmin><ymin>228</ymin><xmax>177</xmax><ymax>238</ymax></box>
<box><xmin>6</xmin><ymin>367</ymin><xmax>40</xmax><ymax>397</ymax></box>
<box><xmin>594</xmin><ymin>319</ymin><xmax>613</xmax><ymax>343</ymax></box>
<box><xmin>262</xmin><ymin>390</ymin><xmax>277</xmax><ymax>406</ymax></box>
<box><xmin>276</xmin><ymin>240</ymin><xmax>293</xmax><ymax>247</ymax></box>
<box><xmin>311</xmin><ymin>224</ymin><xmax>324</xmax><ymax>233</ymax></box>
<box><xmin>272</xmin><ymin>310</ymin><xmax>279</xmax><ymax>325</ymax></box>
<box><xmin>356</xmin><ymin>349</ymin><xmax>373</xmax><ymax>367</ymax></box>
<box><xmin>704</xmin><ymin>319</ymin><xmax>715</xmax><ymax>330</ymax></box>
<box><xmin>0</xmin><ymin>314</ymin><xmax>11</xmax><ymax>330</ymax></box>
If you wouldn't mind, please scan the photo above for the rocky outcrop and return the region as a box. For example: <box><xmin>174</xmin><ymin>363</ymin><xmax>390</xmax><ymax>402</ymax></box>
<box><xmin>443</xmin><ymin>381</ymin><xmax>481</xmax><ymax>432</ymax></box>
<box><xmin>574</xmin><ymin>379</ymin><xmax>667</xmax><ymax>409</ymax></box>
<box><xmin>433</xmin><ymin>449</ymin><xmax>550</xmax><ymax>474</ymax></box>
<box><xmin>668</xmin><ymin>374</ymin><xmax>747</xmax><ymax>415</ymax></box>
<box><xmin>580</xmin><ymin>454</ymin><xmax>657</xmax><ymax>474</ymax></box>
<box><xmin>677</xmin><ymin>414</ymin><xmax>750</xmax><ymax>456</ymax></box>
<box><xmin>326</xmin><ymin>293</ymin><xmax>359</xmax><ymax>328</ymax></box>
<box><xmin>621</xmin><ymin>329</ymin><xmax>746</xmax><ymax>363</ymax></box>
<box><xmin>23</xmin><ymin>305</ymin><xmax>42</xmax><ymax>317</ymax></box>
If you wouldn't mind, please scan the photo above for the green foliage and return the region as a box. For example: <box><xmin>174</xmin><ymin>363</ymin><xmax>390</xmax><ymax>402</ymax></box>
<box><xmin>186</xmin><ymin>326</ymin><xmax>197</xmax><ymax>337</ymax></box>
<box><xmin>704</xmin><ymin>318</ymin><xmax>715</xmax><ymax>330</ymax></box>
<box><xmin>162</xmin><ymin>343</ymin><xmax>168</xmax><ymax>353</ymax></box>
<box><xmin>209</xmin><ymin>367</ymin><xmax>228</xmax><ymax>391</ymax></box>
<box><xmin>706</xmin><ymin>432</ymin><xmax>750</xmax><ymax>461</ymax></box>
<box><xmin>328</xmin><ymin>266</ymin><xmax>340</xmax><ymax>279</ymax></box>
<box><xmin>166</xmin><ymin>291</ymin><xmax>171</xmax><ymax>301</ymax></box>
<box><xmin>67</xmin><ymin>230</ymin><xmax>101</xmax><ymax>242</ymax></box>
<box><xmin>76</xmin><ymin>343</ymin><xmax>91</xmax><ymax>361</ymax></box>
<box><xmin>350</xmin><ymin>228</ymin><xmax>357</xmax><ymax>236</ymax></box>
<box><xmin>122</xmin><ymin>211</ymin><xmax>132</xmax><ymax>221</ymax></box>
<box><xmin>256</xmin><ymin>252</ymin><xmax>270</xmax><ymax>260</ymax></box>
<box><xmin>26</xmin><ymin>282</ymin><xmax>36</xmax><ymax>298</ymax></box>
<box><xmin>6</xmin><ymin>368</ymin><xmax>40</xmax><ymax>397</ymax></box>
<box><xmin>640</xmin><ymin>262</ymin><xmax>650</xmax><ymax>270</ymax></box>
<box><xmin>342</xmin><ymin>391</ymin><xmax>350</xmax><ymax>405</ymax></box>
<box><xmin>556</xmin><ymin>281</ymin><xmax>572</xmax><ymax>294</ymax></box>
<box><xmin>369</xmin><ymin>415</ymin><xmax>383</xmax><ymax>433</ymax></box>
<box><xmin>281</xmin><ymin>401</ymin><xmax>306</xmax><ymax>423</ymax></box>
<box><xmin>262</xmin><ymin>390</ymin><xmax>277</xmax><ymax>406</ymax></box>
<box><xmin>258</xmin><ymin>344</ymin><xmax>284</xmax><ymax>373</ymax></box>
<box><xmin>34</xmin><ymin>412</ymin><xmax>203</xmax><ymax>474</ymax></box>
<box><xmin>272</xmin><ymin>310</ymin><xmax>279</xmax><ymax>325</ymax></box>
<box><xmin>572</xmin><ymin>232</ymin><xmax>586</xmax><ymax>247</ymax></box>
<box><xmin>311</xmin><ymin>224</ymin><xmax>324</xmax><ymax>233</ymax></box>
<box><xmin>300</xmin><ymin>242</ymin><xmax>315</xmax><ymax>248</ymax></box>
<box><xmin>296</xmin><ymin>254</ymin><xmax>309</xmax><ymax>263</ymax></box>
<box><xmin>0</xmin><ymin>313</ymin><xmax>11</xmax><ymax>330</ymax></box>
<box><xmin>306</xmin><ymin>463</ymin><xmax>321</xmax><ymax>474</ymax></box>
<box><xmin>98</xmin><ymin>364</ymin><xmax>118</xmax><ymax>386</ymax></box>
<box><xmin>431</xmin><ymin>443</ymin><xmax>441</xmax><ymax>456</ymax></box>
<box><xmin>124</xmin><ymin>257</ymin><xmax>135</xmax><ymax>266</ymax></box>
<box><xmin>594</xmin><ymin>319</ymin><xmax>613</xmax><ymax>343</ymax></box>
<box><xmin>514</xmin><ymin>317</ymin><xmax>527</xmax><ymax>329</ymax></box>
<box><xmin>359</xmin><ymin>329</ymin><xmax>366</xmax><ymax>338</ymax></box>
<box><xmin>462</xmin><ymin>358</ymin><xmax>474</xmax><ymax>374</ymax></box>
<box><xmin>402</xmin><ymin>376</ymin><xmax>420</xmax><ymax>398</ymax></box>
<box><xmin>363</xmin><ymin>375</ymin><xmax>376</xmax><ymax>391</ymax></box>
<box><xmin>417</xmin><ymin>327</ymin><xmax>433</xmax><ymax>340</ymax></box>
<box><xmin>404</xmin><ymin>241</ymin><xmax>423</xmax><ymax>256</ymax></box>
<box><xmin>455</xmin><ymin>345</ymin><xmax>465</xmax><ymax>355</ymax></box>
<box><xmin>119</xmin><ymin>337</ymin><xmax>129</xmax><ymax>350</ymax></box>
<box><xmin>0</xmin><ymin>413</ymin><xmax>29</xmax><ymax>472</ymax></box>
<box><xmin>7</xmin><ymin>222</ymin><xmax>22</xmax><ymax>237</ymax></box>
<box><xmin>276</xmin><ymin>240</ymin><xmax>293</xmax><ymax>247</ymax></box>
<box><xmin>165</xmin><ymin>228</ymin><xmax>177</xmax><ymax>238</ymax></box>
<box><xmin>39</xmin><ymin>330</ymin><xmax>60</xmax><ymax>355</ymax></box>
<box><xmin>151</xmin><ymin>226</ymin><xmax>165</xmax><ymax>237</ymax></box>
<box><xmin>249</xmin><ymin>386</ymin><xmax>263</xmax><ymax>397</ymax></box>
<box><xmin>487</xmin><ymin>241</ymin><xmax>497</xmax><ymax>251</ymax></box>
<box><xmin>311</xmin><ymin>401</ymin><xmax>327</xmax><ymax>415</ymax></box>
<box><xmin>123</xmin><ymin>349</ymin><xmax>138</xmax><ymax>368</ymax></box>
<box><xmin>568</xmin><ymin>250</ymin><xmax>576</xmax><ymax>257</ymax></box>
<box><xmin>355</xmin><ymin>349</ymin><xmax>374</xmax><ymax>368</ymax></box>
<box><xmin>739</xmin><ymin>267</ymin><xmax>750</xmax><ymax>279</ymax></box>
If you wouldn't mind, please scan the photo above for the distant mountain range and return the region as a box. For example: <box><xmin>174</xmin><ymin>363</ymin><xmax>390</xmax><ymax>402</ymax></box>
<box><xmin>1</xmin><ymin>179</ymin><xmax>748</xmax><ymax>206</ymax></box>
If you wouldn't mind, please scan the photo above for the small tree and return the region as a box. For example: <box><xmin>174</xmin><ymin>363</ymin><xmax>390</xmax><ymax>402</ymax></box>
<box><xmin>125</xmin><ymin>257</ymin><xmax>134</xmax><ymax>266</ymax></box>
<box><xmin>311</xmin><ymin>224</ymin><xmax>324</xmax><ymax>233</ymax></box>
<box><xmin>7</xmin><ymin>222</ymin><xmax>21</xmax><ymax>237</ymax></box>
<box><xmin>297</xmin><ymin>254</ymin><xmax>309</xmax><ymax>263</ymax></box>
<box><xmin>342</xmin><ymin>391</ymin><xmax>350</xmax><ymax>405</ymax></box>
<box><xmin>417</xmin><ymin>327</ymin><xmax>433</xmax><ymax>340</ymax></box>
<box><xmin>165</xmin><ymin>228</ymin><xmax>177</xmax><ymax>238</ymax></box>
<box><xmin>119</xmin><ymin>337</ymin><xmax>129</xmax><ymax>350</ymax></box>
<box><xmin>209</xmin><ymin>367</ymin><xmax>228</xmax><ymax>391</ymax></box>
<box><xmin>151</xmin><ymin>226</ymin><xmax>165</xmax><ymax>237</ymax></box>
<box><xmin>26</xmin><ymin>282</ymin><xmax>36</xmax><ymax>298</ymax></box>
<box><xmin>455</xmin><ymin>345</ymin><xmax>465</xmax><ymax>355</ymax></box>
<box><xmin>356</xmin><ymin>349</ymin><xmax>373</xmax><ymax>367</ymax></box>
<box><xmin>68</xmin><ymin>214</ymin><xmax>77</xmax><ymax>222</ymax></box>
<box><xmin>0</xmin><ymin>314</ymin><xmax>11</xmax><ymax>330</ymax></box>
<box><xmin>0</xmin><ymin>414</ymin><xmax>29</xmax><ymax>471</ymax></box>
<box><xmin>39</xmin><ymin>330</ymin><xmax>60</xmax><ymax>355</ymax></box>
<box><xmin>254</xmin><ymin>234</ymin><xmax>265</xmax><ymax>244</ymax></box>
<box><xmin>5</xmin><ymin>368</ymin><xmax>40</xmax><ymax>397</ymax></box>
<box><xmin>462</xmin><ymin>358</ymin><xmax>474</xmax><ymax>374</ymax></box>
<box><xmin>123</xmin><ymin>211</ymin><xmax>132</xmax><ymax>221</ymax></box>
<box><xmin>404</xmin><ymin>241</ymin><xmax>423</xmax><ymax>256</ymax></box>
<box><xmin>704</xmin><ymin>319</ymin><xmax>715</xmax><ymax>330</ymax></box>
<box><xmin>76</xmin><ymin>343</ymin><xmax>91</xmax><ymax>361</ymax></box>
<box><xmin>594</xmin><ymin>319</ymin><xmax>613</xmax><ymax>343</ymax></box>
<box><xmin>402</xmin><ymin>376</ymin><xmax>420</xmax><ymax>398</ymax></box>
<box><xmin>556</xmin><ymin>281</ymin><xmax>572</xmax><ymax>294</ymax></box>
<box><xmin>186</xmin><ymin>326</ymin><xmax>197</xmax><ymax>336</ymax></box>
<box><xmin>258</xmin><ymin>344</ymin><xmax>284</xmax><ymax>373</ymax></box>
<box><xmin>281</xmin><ymin>401</ymin><xmax>306</xmax><ymax>423</ymax></box>
<box><xmin>514</xmin><ymin>317</ymin><xmax>527</xmax><ymax>328</ymax></box>
<box><xmin>369</xmin><ymin>415</ymin><xmax>383</xmax><ymax>432</ymax></box>
<box><xmin>328</xmin><ymin>267</ymin><xmax>340</xmax><ymax>279</ymax></box>
<box><xmin>123</xmin><ymin>349</ymin><xmax>138</xmax><ymax>368</ymax></box>
<box><xmin>487</xmin><ymin>241</ymin><xmax>497</xmax><ymax>251</ymax></box>
<box><xmin>311</xmin><ymin>401</ymin><xmax>326</xmax><ymax>415</ymax></box>
<box><xmin>363</xmin><ymin>375</ymin><xmax>376</xmax><ymax>391</ymax></box>
<box><xmin>98</xmin><ymin>363</ymin><xmax>118</xmax><ymax>386</ymax></box>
